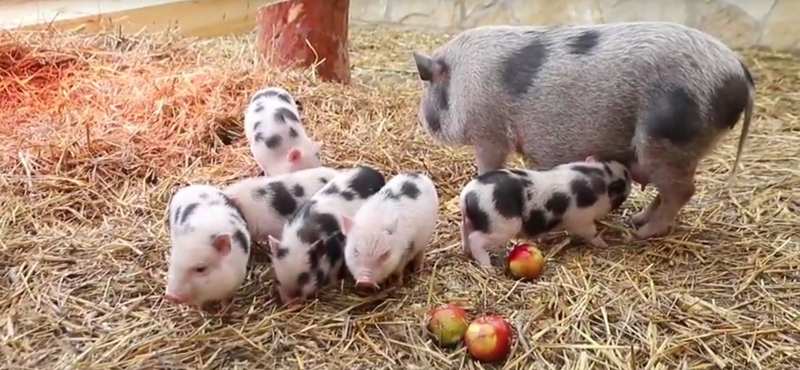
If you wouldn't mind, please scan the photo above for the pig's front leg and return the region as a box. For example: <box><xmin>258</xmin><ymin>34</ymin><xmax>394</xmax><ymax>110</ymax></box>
<box><xmin>474</xmin><ymin>141</ymin><xmax>511</xmax><ymax>175</ymax></box>
<box><xmin>565</xmin><ymin>218</ymin><xmax>608</xmax><ymax>248</ymax></box>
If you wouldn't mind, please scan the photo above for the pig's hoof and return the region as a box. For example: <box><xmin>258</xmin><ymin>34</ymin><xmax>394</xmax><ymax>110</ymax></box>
<box><xmin>630</xmin><ymin>211</ymin><xmax>651</xmax><ymax>228</ymax></box>
<box><xmin>635</xmin><ymin>222</ymin><xmax>670</xmax><ymax>240</ymax></box>
<box><xmin>590</xmin><ymin>236</ymin><xmax>608</xmax><ymax>248</ymax></box>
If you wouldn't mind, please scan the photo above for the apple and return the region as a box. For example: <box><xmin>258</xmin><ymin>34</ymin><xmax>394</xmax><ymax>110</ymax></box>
<box><xmin>464</xmin><ymin>315</ymin><xmax>513</xmax><ymax>363</ymax></box>
<box><xmin>507</xmin><ymin>243</ymin><xmax>545</xmax><ymax>280</ymax></box>
<box><xmin>426</xmin><ymin>303</ymin><xmax>469</xmax><ymax>347</ymax></box>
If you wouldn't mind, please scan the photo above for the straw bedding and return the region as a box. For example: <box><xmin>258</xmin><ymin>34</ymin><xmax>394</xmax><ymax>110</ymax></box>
<box><xmin>1</xmin><ymin>23</ymin><xmax>798</xmax><ymax>369</ymax></box>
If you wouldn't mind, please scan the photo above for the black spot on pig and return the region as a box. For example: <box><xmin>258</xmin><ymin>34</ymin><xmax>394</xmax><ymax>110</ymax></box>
<box><xmin>544</xmin><ymin>192</ymin><xmax>570</xmax><ymax>216</ymax></box>
<box><xmin>406</xmin><ymin>172</ymin><xmax>421</xmax><ymax>178</ymax></box>
<box><xmin>323</xmin><ymin>184</ymin><xmax>340</xmax><ymax>195</ymax></box>
<box><xmin>274</xmin><ymin>107</ymin><xmax>299</xmax><ymax>124</ymax></box>
<box><xmin>289</xmin><ymin>127</ymin><xmax>299</xmax><ymax>138</ymax></box>
<box><xmin>254</xmin><ymin>132</ymin><xmax>264</xmax><ymax>143</ymax></box>
<box><xmin>308</xmin><ymin>241</ymin><xmax>325</xmax><ymax>270</ymax></box>
<box><xmin>172</xmin><ymin>205</ymin><xmax>183</xmax><ymax>226</ymax></box>
<box><xmin>209</xmin><ymin>200</ymin><xmax>221</xmax><ymax>206</ymax></box>
<box><xmin>316</xmin><ymin>213</ymin><xmax>342</xmax><ymax>236</ymax></box>
<box><xmin>292</xmin><ymin>184</ymin><xmax>305</xmax><ymax>198</ymax></box>
<box><xmin>297</xmin><ymin>272</ymin><xmax>310</xmax><ymax>286</ymax></box>
<box><xmin>399</xmin><ymin>181</ymin><xmax>421</xmax><ymax>200</ymax></box>
<box><xmin>509</xmin><ymin>169</ymin><xmax>529</xmax><ymax>177</ymax></box>
<box><xmin>254</xmin><ymin>104</ymin><xmax>264</xmax><ymax>113</ymax></box>
<box><xmin>179</xmin><ymin>203</ymin><xmax>199</xmax><ymax>224</ymax></box>
<box><xmin>501</xmin><ymin>36</ymin><xmax>548</xmax><ymax>96</ymax></box>
<box><xmin>476</xmin><ymin>170</ymin><xmax>509</xmax><ymax>185</ymax></box>
<box><xmin>570</xmin><ymin>179</ymin><xmax>598</xmax><ymax>208</ymax></box>
<box><xmin>265</xmin><ymin>134</ymin><xmax>283</xmax><ymax>149</ymax></box>
<box><xmin>571</xmin><ymin>165</ymin><xmax>604</xmax><ymax>178</ymax></box>
<box><xmin>324</xmin><ymin>235</ymin><xmax>344</xmax><ymax>265</ymax></box>
<box><xmin>642</xmin><ymin>86</ymin><xmax>702</xmax><ymax>146</ymax></box>
<box><xmin>268</xmin><ymin>182</ymin><xmax>297</xmax><ymax>217</ymax></box>
<box><xmin>319</xmin><ymin>177</ymin><xmax>329</xmax><ymax>185</ymax></box>
<box><xmin>492</xmin><ymin>179</ymin><xmax>525</xmax><ymax>218</ymax></box>
<box><xmin>523</xmin><ymin>209</ymin><xmax>550</xmax><ymax>235</ymax></box>
<box><xmin>710</xmin><ymin>73</ymin><xmax>749</xmax><ymax>130</ymax></box>
<box><xmin>253</xmin><ymin>120</ymin><xmax>263</xmax><ymax>132</ymax></box>
<box><xmin>568</xmin><ymin>30</ymin><xmax>600</xmax><ymax>55</ymax></box>
<box><xmin>315</xmin><ymin>269</ymin><xmax>329</xmax><ymax>288</ymax></box>
<box><xmin>590</xmin><ymin>176</ymin><xmax>607</xmax><ymax>194</ymax></box>
<box><xmin>464</xmin><ymin>192</ymin><xmax>490</xmax><ymax>234</ymax></box>
<box><xmin>233</xmin><ymin>229</ymin><xmax>250</xmax><ymax>253</ymax></box>
<box><xmin>340</xmin><ymin>190</ymin><xmax>356</xmax><ymax>201</ymax></box>
<box><xmin>603</xmin><ymin>163</ymin><xmax>613</xmax><ymax>176</ymax></box>
<box><xmin>275</xmin><ymin>247</ymin><xmax>289</xmax><ymax>259</ymax></box>
<box><xmin>349</xmin><ymin>167</ymin><xmax>386</xmax><ymax>199</ymax></box>
<box><xmin>252</xmin><ymin>89</ymin><xmax>293</xmax><ymax>105</ymax></box>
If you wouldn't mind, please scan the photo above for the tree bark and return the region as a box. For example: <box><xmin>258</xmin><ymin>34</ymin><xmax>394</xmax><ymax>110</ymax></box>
<box><xmin>256</xmin><ymin>0</ymin><xmax>351</xmax><ymax>84</ymax></box>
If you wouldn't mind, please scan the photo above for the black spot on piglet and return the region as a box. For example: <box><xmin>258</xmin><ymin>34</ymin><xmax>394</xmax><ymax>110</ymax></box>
<box><xmin>568</xmin><ymin>30</ymin><xmax>600</xmax><ymax>55</ymax></box>
<box><xmin>233</xmin><ymin>229</ymin><xmax>250</xmax><ymax>253</ymax></box>
<box><xmin>274</xmin><ymin>107</ymin><xmax>299</xmax><ymax>124</ymax></box>
<box><xmin>179</xmin><ymin>203</ymin><xmax>199</xmax><ymax>224</ymax></box>
<box><xmin>269</xmin><ymin>182</ymin><xmax>298</xmax><ymax>217</ymax></box>
<box><xmin>488</xmin><ymin>174</ymin><xmax>525</xmax><ymax>219</ymax></box>
<box><xmin>399</xmin><ymin>181</ymin><xmax>421</xmax><ymax>200</ymax></box>
<box><xmin>464</xmin><ymin>191</ymin><xmax>490</xmax><ymax>234</ymax></box>
<box><xmin>348</xmin><ymin>166</ymin><xmax>386</xmax><ymax>199</ymax></box>
<box><xmin>292</xmin><ymin>184</ymin><xmax>305</xmax><ymax>198</ymax></box>
<box><xmin>544</xmin><ymin>192</ymin><xmax>570</xmax><ymax>216</ymax></box>
<box><xmin>571</xmin><ymin>179</ymin><xmax>598</xmax><ymax>208</ymax></box>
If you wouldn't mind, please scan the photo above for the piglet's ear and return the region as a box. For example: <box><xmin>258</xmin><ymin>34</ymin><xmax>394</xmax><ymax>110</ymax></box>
<box><xmin>340</xmin><ymin>215</ymin><xmax>354</xmax><ymax>235</ymax></box>
<box><xmin>268</xmin><ymin>235</ymin><xmax>282</xmax><ymax>255</ymax></box>
<box><xmin>213</xmin><ymin>234</ymin><xmax>232</xmax><ymax>256</ymax></box>
<box><xmin>412</xmin><ymin>51</ymin><xmax>433</xmax><ymax>82</ymax></box>
<box><xmin>286</xmin><ymin>148</ymin><xmax>302</xmax><ymax>163</ymax></box>
<box><xmin>585</xmin><ymin>155</ymin><xmax>597</xmax><ymax>163</ymax></box>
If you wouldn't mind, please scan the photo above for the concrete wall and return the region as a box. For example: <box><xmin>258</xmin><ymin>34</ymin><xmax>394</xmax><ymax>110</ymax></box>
<box><xmin>351</xmin><ymin>0</ymin><xmax>800</xmax><ymax>52</ymax></box>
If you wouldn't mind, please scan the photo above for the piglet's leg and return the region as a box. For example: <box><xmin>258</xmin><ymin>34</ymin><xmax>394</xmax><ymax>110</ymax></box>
<box><xmin>467</xmin><ymin>232</ymin><xmax>498</xmax><ymax>270</ymax></box>
<box><xmin>411</xmin><ymin>251</ymin><xmax>425</xmax><ymax>273</ymax></box>
<box><xmin>564</xmin><ymin>218</ymin><xmax>608</xmax><ymax>248</ymax></box>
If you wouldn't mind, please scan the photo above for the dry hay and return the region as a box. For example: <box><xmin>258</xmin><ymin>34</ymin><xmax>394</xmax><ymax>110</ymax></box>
<box><xmin>1</xmin><ymin>22</ymin><xmax>799</xmax><ymax>370</ymax></box>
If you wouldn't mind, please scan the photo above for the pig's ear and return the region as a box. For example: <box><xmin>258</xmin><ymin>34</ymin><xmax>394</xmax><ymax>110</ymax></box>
<box><xmin>286</xmin><ymin>148</ymin><xmax>302</xmax><ymax>164</ymax></box>
<box><xmin>340</xmin><ymin>215</ymin><xmax>354</xmax><ymax>235</ymax></box>
<box><xmin>268</xmin><ymin>235</ymin><xmax>282</xmax><ymax>255</ymax></box>
<box><xmin>585</xmin><ymin>155</ymin><xmax>597</xmax><ymax>163</ymax></box>
<box><xmin>412</xmin><ymin>51</ymin><xmax>434</xmax><ymax>82</ymax></box>
<box><xmin>212</xmin><ymin>234</ymin><xmax>232</xmax><ymax>256</ymax></box>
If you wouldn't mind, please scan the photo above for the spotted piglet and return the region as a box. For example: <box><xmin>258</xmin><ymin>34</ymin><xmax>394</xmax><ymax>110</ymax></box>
<box><xmin>224</xmin><ymin>166</ymin><xmax>340</xmax><ymax>243</ymax></box>
<box><xmin>165</xmin><ymin>184</ymin><xmax>251</xmax><ymax>307</ymax></box>
<box><xmin>244</xmin><ymin>87</ymin><xmax>322</xmax><ymax>176</ymax></box>
<box><xmin>459</xmin><ymin>157</ymin><xmax>632</xmax><ymax>269</ymax></box>
<box><xmin>268</xmin><ymin>165</ymin><xmax>387</xmax><ymax>305</ymax></box>
<box><xmin>341</xmin><ymin>172</ymin><xmax>439</xmax><ymax>289</ymax></box>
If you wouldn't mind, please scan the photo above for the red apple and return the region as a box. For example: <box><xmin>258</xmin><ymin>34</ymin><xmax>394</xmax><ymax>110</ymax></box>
<box><xmin>507</xmin><ymin>243</ymin><xmax>545</xmax><ymax>280</ymax></box>
<box><xmin>464</xmin><ymin>315</ymin><xmax>513</xmax><ymax>363</ymax></box>
<box><xmin>426</xmin><ymin>303</ymin><xmax>469</xmax><ymax>347</ymax></box>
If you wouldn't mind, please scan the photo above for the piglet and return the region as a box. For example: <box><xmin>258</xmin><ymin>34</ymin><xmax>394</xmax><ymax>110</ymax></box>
<box><xmin>268</xmin><ymin>165</ymin><xmax>386</xmax><ymax>305</ymax></box>
<box><xmin>341</xmin><ymin>172</ymin><xmax>438</xmax><ymax>289</ymax></box>
<box><xmin>224</xmin><ymin>166</ymin><xmax>340</xmax><ymax>243</ymax></box>
<box><xmin>165</xmin><ymin>184</ymin><xmax>251</xmax><ymax>307</ymax></box>
<box><xmin>244</xmin><ymin>86</ymin><xmax>322</xmax><ymax>176</ymax></box>
<box><xmin>459</xmin><ymin>156</ymin><xmax>631</xmax><ymax>269</ymax></box>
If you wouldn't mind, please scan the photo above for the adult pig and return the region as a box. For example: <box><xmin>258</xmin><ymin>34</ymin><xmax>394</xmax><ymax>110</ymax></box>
<box><xmin>411</xmin><ymin>21</ymin><xmax>755</xmax><ymax>239</ymax></box>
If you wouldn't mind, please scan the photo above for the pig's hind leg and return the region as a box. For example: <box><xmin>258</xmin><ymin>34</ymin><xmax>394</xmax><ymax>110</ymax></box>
<box><xmin>467</xmin><ymin>217</ymin><xmax>522</xmax><ymax>270</ymax></box>
<box><xmin>632</xmin><ymin>89</ymin><xmax>707</xmax><ymax>239</ymax></box>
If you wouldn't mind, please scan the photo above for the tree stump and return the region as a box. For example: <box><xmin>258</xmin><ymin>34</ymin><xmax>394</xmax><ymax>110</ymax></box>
<box><xmin>256</xmin><ymin>0</ymin><xmax>351</xmax><ymax>84</ymax></box>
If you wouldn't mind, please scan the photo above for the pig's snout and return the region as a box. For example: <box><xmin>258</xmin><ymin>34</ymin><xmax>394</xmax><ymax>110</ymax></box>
<box><xmin>355</xmin><ymin>275</ymin><xmax>377</xmax><ymax>290</ymax></box>
<box><xmin>165</xmin><ymin>292</ymin><xmax>186</xmax><ymax>304</ymax></box>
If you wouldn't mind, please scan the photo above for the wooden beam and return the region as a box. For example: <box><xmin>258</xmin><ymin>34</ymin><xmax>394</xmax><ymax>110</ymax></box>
<box><xmin>2</xmin><ymin>0</ymin><xmax>279</xmax><ymax>39</ymax></box>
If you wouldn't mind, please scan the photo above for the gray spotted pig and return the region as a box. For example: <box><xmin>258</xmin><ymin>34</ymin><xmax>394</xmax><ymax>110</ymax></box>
<box><xmin>268</xmin><ymin>165</ymin><xmax>386</xmax><ymax>305</ymax></box>
<box><xmin>459</xmin><ymin>157</ymin><xmax>631</xmax><ymax>270</ymax></box>
<box><xmin>244</xmin><ymin>86</ymin><xmax>322</xmax><ymax>176</ymax></box>
<box><xmin>165</xmin><ymin>184</ymin><xmax>251</xmax><ymax>307</ymax></box>
<box><xmin>412</xmin><ymin>22</ymin><xmax>755</xmax><ymax>240</ymax></box>
<box><xmin>224</xmin><ymin>166</ymin><xmax>340</xmax><ymax>243</ymax></box>
<box><xmin>341</xmin><ymin>172</ymin><xmax>439</xmax><ymax>289</ymax></box>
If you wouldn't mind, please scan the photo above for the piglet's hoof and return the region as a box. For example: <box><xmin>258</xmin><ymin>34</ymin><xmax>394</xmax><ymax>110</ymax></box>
<box><xmin>589</xmin><ymin>236</ymin><xmax>608</xmax><ymax>248</ymax></box>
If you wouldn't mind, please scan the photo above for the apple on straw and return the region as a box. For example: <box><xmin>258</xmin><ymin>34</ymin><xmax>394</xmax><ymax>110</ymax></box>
<box><xmin>464</xmin><ymin>315</ymin><xmax>513</xmax><ymax>363</ymax></box>
<box><xmin>426</xmin><ymin>303</ymin><xmax>469</xmax><ymax>347</ymax></box>
<box><xmin>507</xmin><ymin>243</ymin><xmax>545</xmax><ymax>280</ymax></box>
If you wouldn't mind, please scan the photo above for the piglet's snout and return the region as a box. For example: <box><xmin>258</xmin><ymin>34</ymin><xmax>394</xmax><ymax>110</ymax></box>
<box><xmin>165</xmin><ymin>292</ymin><xmax>185</xmax><ymax>304</ymax></box>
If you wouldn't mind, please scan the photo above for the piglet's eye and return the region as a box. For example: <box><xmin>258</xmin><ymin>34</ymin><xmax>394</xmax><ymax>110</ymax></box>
<box><xmin>379</xmin><ymin>251</ymin><xmax>390</xmax><ymax>262</ymax></box>
<box><xmin>194</xmin><ymin>266</ymin><xmax>207</xmax><ymax>273</ymax></box>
